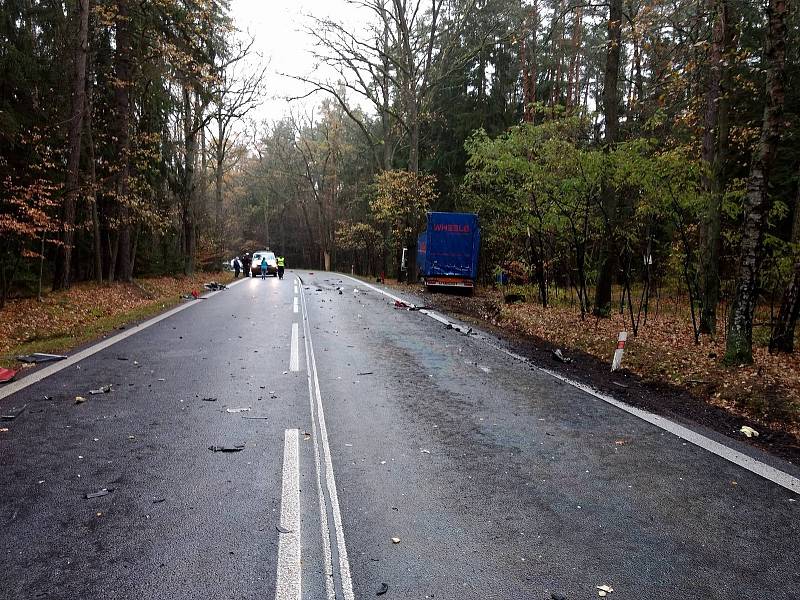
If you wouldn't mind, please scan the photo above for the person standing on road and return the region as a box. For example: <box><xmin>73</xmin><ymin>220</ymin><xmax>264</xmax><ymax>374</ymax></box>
<box><xmin>241</xmin><ymin>253</ymin><xmax>251</xmax><ymax>277</ymax></box>
<box><xmin>260</xmin><ymin>255</ymin><xmax>267</xmax><ymax>280</ymax></box>
<box><xmin>277</xmin><ymin>255</ymin><xmax>285</xmax><ymax>279</ymax></box>
<box><xmin>233</xmin><ymin>257</ymin><xmax>241</xmax><ymax>278</ymax></box>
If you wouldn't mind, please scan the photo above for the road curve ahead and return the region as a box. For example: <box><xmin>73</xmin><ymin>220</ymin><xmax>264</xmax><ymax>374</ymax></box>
<box><xmin>1</xmin><ymin>271</ymin><xmax>798</xmax><ymax>600</ymax></box>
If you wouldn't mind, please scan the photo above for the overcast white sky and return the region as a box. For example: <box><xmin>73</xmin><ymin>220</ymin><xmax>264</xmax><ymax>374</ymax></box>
<box><xmin>229</xmin><ymin>0</ymin><xmax>367</xmax><ymax>124</ymax></box>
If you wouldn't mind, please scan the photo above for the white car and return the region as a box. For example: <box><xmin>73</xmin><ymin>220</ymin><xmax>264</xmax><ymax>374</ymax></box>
<box><xmin>251</xmin><ymin>250</ymin><xmax>278</xmax><ymax>277</ymax></box>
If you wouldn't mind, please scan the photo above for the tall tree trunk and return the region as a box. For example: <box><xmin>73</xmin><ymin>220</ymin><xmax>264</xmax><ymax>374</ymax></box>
<box><xmin>182</xmin><ymin>88</ymin><xmax>198</xmax><ymax>275</ymax></box>
<box><xmin>593</xmin><ymin>0</ymin><xmax>623</xmax><ymax>317</ymax></box>
<box><xmin>770</xmin><ymin>165</ymin><xmax>800</xmax><ymax>353</ymax></box>
<box><xmin>86</xmin><ymin>77</ymin><xmax>102</xmax><ymax>283</ymax></box>
<box><xmin>114</xmin><ymin>0</ymin><xmax>132</xmax><ymax>282</ymax></box>
<box><xmin>699</xmin><ymin>0</ymin><xmax>730</xmax><ymax>335</ymax></box>
<box><xmin>724</xmin><ymin>0</ymin><xmax>787</xmax><ymax>365</ymax></box>
<box><xmin>54</xmin><ymin>0</ymin><xmax>89</xmax><ymax>290</ymax></box>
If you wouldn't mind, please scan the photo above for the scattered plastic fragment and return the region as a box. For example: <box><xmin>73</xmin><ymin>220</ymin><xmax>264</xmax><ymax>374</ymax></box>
<box><xmin>0</xmin><ymin>427</ymin><xmax>8</xmax><ymax>433</ymax></box>
<box><xmin>74</xmin><ymin>396</ymin><xmax>87</xmax><ymax>404</ymax></box>
<box><xmin>89</xmin><ymin>385</ymin><xmax>112</xmax><ymax>395</ymax></box>
<box><xmin>739</xmin><ymin>425</ymin><xmax>759</xmax><ymax>438</ymax></box>
<box><xmin>0</xmin><ymin>367</ymin><xmax>18</xmax><ymax>383</ymax></box>
<box><xmin>203</xmin><ymin>281</ymin><xmax>228</xmax><ymax>291</ymax></box>
<box><xmin>552</xmin><ymin>349</ymin><xmax>573</xmax><ymax>364</ymax></box>
<box><xmin>276</xmin><ymin>524</ymin><xmax>292</xmax><ymax>534</ymax></box>
<box><xmin>550</xmin><ymin>594</ymin><xmax>567</xmax><ymax>600</ymax></box>
<box><xmin>420</xmin><ymin>448</ymin><xmax>431</xmax><ymax>454</ymax></box>
<box><xmin>225</xmin><ymin>407</ymin><xmax>251</xmax><ymax>413</ymax></box>
<box><xmin>153</xmin><ymin>497</ymin><xmax>166</xmax><ymax>504</ymax></box>
<box><xmin>596</xmin><ymin>585</ymin><xmax>614</xmax><ymax>596</ymax></box>
<box><xmin>201</xmin><ymin>397</ymin><xmax>217</xmax><ymax>402</ymax></box>
<box><xmin>16</xmin><ymin>353</ymin><xmax>67</xmax><ymax>364</ymax></box>
<box><xmin>376</xmin><ymin>583</ymin><xmax>389</xmax><ymax>596</ymax></box>
<box><xmin>208</xmin><ymin>444</ymin><xmax>245</xmax><ymax>452</ymax></box>
<box><xmin>85</xmin><ymin>488</ymin><xmax>113</xmax><ymax>499</ymax></box>
<box><xmin>242</xmin><ymin>416</ymin><xmax>269</xmax><ymax>420</ymax></box>
<box><xmin>357</xmin><ymin>372</ymin><xmax>373</xmax><ymax>376</ymax></box>
<box><xmin>1</xmin><ymin>404</ymin><xmax>26</xmax><ymax>420</ymax></box>
<box><xmin>390</xmin><ymin>537</ymin><xmax>400</xmax><ymax>544</ymax></box>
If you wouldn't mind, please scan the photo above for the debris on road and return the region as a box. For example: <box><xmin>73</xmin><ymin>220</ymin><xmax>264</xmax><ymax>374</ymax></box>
<box><xmin>203</xmin><ymin>281</ymin><xmax>227</xmax><ymax>291</ymax></box>
<box><xmin>390</xmin><ymin>537</ymin><xmax>401</xmax><ymax>544</ymax></box>
<box><xmin>740</xmin><ymin>425</ymin><xmax>759</xmax><ymax>438</ymax></box>
<box><xmin>201</xmin><ymin>397</ymin><xmax>217</xmax><ymax>402</ymax></box>
<box><xmin>242</xmin><ymin>416</ymin><xmax>269</xmax><ymax>420</ymax></box>
<box><xmin>1</xmin><ymin>404</ymin><xmax>26</xmax><ymax>420</ymax></box>
<box><xmin>208</xmin><ymin>444</ymin><xmax>245</xmax><ymax>452</ymax></box>
<box><xmin>376</xmin><ymin>583</ymin><xmax>389</xmax><ymax>596</ymax></box>
<box><xmin>88</xmin><ymin>385</ymin><xmax>112</xmax><ymax>395</ymax></box>
<box><xmin>596</xmin><ymin>584</ymin><xmax>614</xmax><ymax>596</ymax></box>
<box><xmin>394</xmin><ymin>300</ymin><xmax>413</xmax><ymax>309</ymax></box>
<box><xmin>357</xmin><ymin>372</ymin><xmax>373</xmax><ymax>376</ymax></box>
<box><xmin>551</xmin><ymin>594</ymin><xmax>567</xmax><ymax>600</ymax></box>
<box><xmin>152</xmin><ymin>497</ymin><xmax>166</xmax><ymax>503</ymax></box>
<box><xmin>276</xmin><ymin>524</ymin><xmax>292</xmax><ymax>534</ymax></box>
<box><xmin>0</xmin><ymin>427</ymin><xmax>9</xmax><ymax>433</ymax></box>
<box><xmin>225</xmin><ymin>407</ymin><xmax>251</xmax><ymax>413</ymax></box>
<box><xmin>552</xmin><ymin>349</ymin><xmax>573</xmax><ymax>364</ymax></box>
<box><xmin>420</xmin><ymin>448</ymin><xmax>431</xmax><ymax>454</ymax></box>
<box><xmin>16</xmin><ymin>353</ymin><xmax>67</xmax><ymax>364</ymax></box>
<box><xmin>0</xmin><ymin>367</ymin><xmax>18</xmax><ymax>383</ymax></box>
<box><xmin>84</xmin><ymin>488</ymin><xmax>113</xmax><ymax>499</ymax></box>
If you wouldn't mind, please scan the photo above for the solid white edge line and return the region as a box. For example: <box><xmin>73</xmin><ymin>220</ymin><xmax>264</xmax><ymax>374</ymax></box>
<box><xmin>290</xmin><ymin>323</ymin><xmax>300</xmax><ymax>372</ymax></box>
<box><xmin>0</xmin><ymin>278</ymin><xmax>248</xmax><ymax>401</ymax></box>
<box><xmin>299</xmin><ymin>277</ymin><xmax>336</xmax><ymax>600</ymax></box>
<box><xmin>275</xmin><ymin>428</ymin><xmax>301</xmax><ymax>600</ymax></box>
<box><xmin>337</xmin><ymin>273</ymin><xmax>800</xmax><ymax>495</ymax></box>
<box><xmin>299</xmin><ymin>278</ymin><xmax>356</xmax><ymax>600</ymax></box>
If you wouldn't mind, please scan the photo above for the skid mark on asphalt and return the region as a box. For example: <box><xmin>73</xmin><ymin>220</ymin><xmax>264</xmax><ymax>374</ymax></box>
<box><xmin>338</xmin><ymin>274</ymin><xmax>800</xmax><ymax>495</ymax></box>
<box><xmin>275</xmin><ymin>428</ymin><xmax>301</xmax><ymax>600</ymax></box>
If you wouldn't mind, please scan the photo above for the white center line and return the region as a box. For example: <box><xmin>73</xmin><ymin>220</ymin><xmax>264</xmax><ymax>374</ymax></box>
<box><xmin>300</xmin><ymin>282</ymin><xmax>355</xmax><ymax>600</ymax></box>
<box><xmin>293</xmin><ymin>297</ymin><xmax>299</xmax><ymax>313</ymax></box>
<box><xmin>290</xmin><ymin>323</ymin><xmax>299</xmax><ymax>372</ymax></box>
<box><xmin>275</xmin><ymin>428</ymin><xmax>301</xmax><ymax>600</ymax></box>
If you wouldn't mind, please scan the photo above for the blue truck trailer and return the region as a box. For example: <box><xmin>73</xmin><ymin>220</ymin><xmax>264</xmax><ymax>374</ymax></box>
<box><xmin>416</xmin><ymin>212</ymin><xmax>480</xmax><ymax>290</ymax></box>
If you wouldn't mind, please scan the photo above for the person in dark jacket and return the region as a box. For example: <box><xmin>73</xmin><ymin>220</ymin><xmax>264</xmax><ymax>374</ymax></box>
<box><xmin>233</xmin><ymin>257</ymin><xmax>241</xmax><ymax>278</ymax></box>
<box><xmin>241</xmin><ymin>253</ymin><xmax>251</xmax><ymax>277</ymax></box>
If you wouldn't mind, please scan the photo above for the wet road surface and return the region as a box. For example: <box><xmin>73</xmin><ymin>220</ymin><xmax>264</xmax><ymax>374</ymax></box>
<box><xmin>1</xmin><ymin>271</ymin><xmax>798</xmax><ymax>599</ymax></box>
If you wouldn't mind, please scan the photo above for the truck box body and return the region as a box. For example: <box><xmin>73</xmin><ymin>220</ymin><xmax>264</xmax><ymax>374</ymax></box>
<box><xmin>417</xmin><ymin>212</ymin><xmax>480</xmax><ymax>288</ymax></box>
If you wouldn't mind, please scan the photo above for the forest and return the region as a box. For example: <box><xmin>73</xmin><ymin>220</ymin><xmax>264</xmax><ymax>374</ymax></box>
<box><xmin>1</xmin><ymin>0</ymin><xmax>798</xmax><ymax>369</ymax></box>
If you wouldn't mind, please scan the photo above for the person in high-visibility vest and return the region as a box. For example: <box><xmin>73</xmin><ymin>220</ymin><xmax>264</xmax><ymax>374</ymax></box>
<box><xmin>276</xmin><ymin>255</ymin><xmax>285</xmax><ymax>279</ymax></box>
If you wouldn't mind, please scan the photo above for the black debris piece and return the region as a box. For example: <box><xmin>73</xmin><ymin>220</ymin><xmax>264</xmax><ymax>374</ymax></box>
<box><xmin>1</xmin><ymin>404</ymin><xmax>27</xmax><ymax>421</ymax></box>
<box><xmin>152</xmin><ymin>497</ymin><xmax>166</xmax><ymax>504</ymax></box>
<box><xmin>376</xmin><ymin>583</ymin><xmax>389</xmax><ymax>596</ymax></box>
<box><xmin>203</xmin><ymin>281</ymin><xmax>228</xmax><ymax>291</ymax></box>
<box><xmin>208</xmin><ymin>444</ymin><xmax>245</xmax><ymax>453</ymax></box>
<box><xmin>356</xmin><ymin>372</ymin><xmax>373</xmax><ymax>376</ymax></box>
<box><xmin>201</xmin><ymin>397</ymin><xmax>218</xmax><ymax>402</ymax></box>
<box><xmin>276</xmin><ymin>524</ymin><xmax>292</xmax><ymax>534</ymax></box>
<box><xmin>16</xmin><ymin>353</ymin><xmax>67</xmax><ymax>364</ymax></box>
<box><xmin>88</xmin><ymin>385</ymin><xmax>112</xmax><ymax>395</ymax></box>
<box><xmin>551</xmin><ymin>594</ymin><xmax>567</xmax><ymax>600</ymax></box>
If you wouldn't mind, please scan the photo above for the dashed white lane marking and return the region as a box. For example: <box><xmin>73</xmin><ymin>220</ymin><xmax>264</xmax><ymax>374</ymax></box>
<box><xmin>290</xmin><ymin>323</ymin><xmax>299</xmax><ymax>372</ymax></box>
<box><xmin>293</xmin><ymin>297</ymin><xmax>299</xmax><ymax>313</ymax></box>
<box><xmin>0</xmin><ymin>278</ymin><xmax>248</xmax><ymax>402</ymax></box>
<box><xmin>338</xmin><ymin>274</ymin><xmax>800</xmax><ymax>495</ymax></box>
<box><xmin>299</xmin><ymin>279</ymin><xmax>355</xmax><ymax>600</ymax></box>
<box><xmin>275</xmin><ymin>428</ymin><xmax>301</xmax><ymax>600</ymax></box>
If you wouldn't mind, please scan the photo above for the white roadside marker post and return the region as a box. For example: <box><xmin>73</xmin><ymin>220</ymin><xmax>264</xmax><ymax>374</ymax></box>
<box><xmin>611</xmin><ymin>331</ymin><xmax>627</xmax><ymax>372</ymax></box>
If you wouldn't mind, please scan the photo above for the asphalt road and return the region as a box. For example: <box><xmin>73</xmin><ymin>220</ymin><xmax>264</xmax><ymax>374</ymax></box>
<box><xmin>1</xmin><ymin>271</ymin><xmax>798</xmax><ymax>600</ymax></box>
